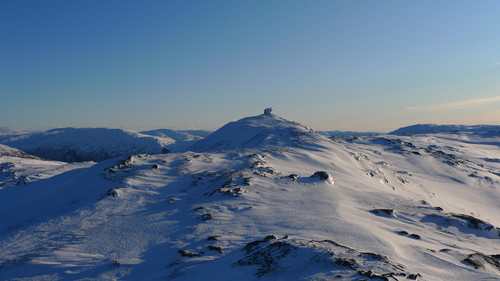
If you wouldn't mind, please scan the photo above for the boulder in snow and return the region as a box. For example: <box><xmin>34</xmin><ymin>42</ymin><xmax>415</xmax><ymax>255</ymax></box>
<box><xmin>310</xmin><ymin>171</ymin><xmax>334</xmax><ymax>185</ymax></box>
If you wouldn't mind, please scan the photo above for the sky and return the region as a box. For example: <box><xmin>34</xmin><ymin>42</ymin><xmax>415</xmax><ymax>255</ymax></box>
<box><xmin>1</xmin><ymin>0</ymin><xmax>500</xmax><ymax>132</ymax></box>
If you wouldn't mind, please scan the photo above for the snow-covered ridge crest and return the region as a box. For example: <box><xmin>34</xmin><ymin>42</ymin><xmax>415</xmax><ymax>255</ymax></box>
<box><xmin>191</xmin><ymin>109</ymin><xmax>323</xmax><ymax>152</ymax></box>
<box><xmin>0</xmin><ymin>144</ymin><xmax>40</xmax><ymax>159</ymax></box>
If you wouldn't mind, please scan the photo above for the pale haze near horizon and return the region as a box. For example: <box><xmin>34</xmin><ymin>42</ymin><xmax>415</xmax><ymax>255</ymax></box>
<box><xmin>1</xmin><ymin>0</ymin><xmax>499</xmax><ymax>132</ymax></box>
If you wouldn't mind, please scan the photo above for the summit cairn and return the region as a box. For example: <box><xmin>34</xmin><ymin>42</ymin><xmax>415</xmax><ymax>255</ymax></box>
<box><xmin>264</xmin><ymin>107</ymin><xmax>273</xmax><ymax>115</ymax></box>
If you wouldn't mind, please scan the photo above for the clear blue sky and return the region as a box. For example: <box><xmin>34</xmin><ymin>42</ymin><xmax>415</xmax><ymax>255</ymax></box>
<box><xmin>1</xmin><ymin>0</ymin><xmax>499</xmax><ymax>132</ymax></box>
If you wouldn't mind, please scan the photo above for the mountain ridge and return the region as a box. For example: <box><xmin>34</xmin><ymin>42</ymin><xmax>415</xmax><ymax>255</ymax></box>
<box><xmin>0</xmin><ymin>112</ymin><xmax>499</xmax><ymax>280</ymax></box>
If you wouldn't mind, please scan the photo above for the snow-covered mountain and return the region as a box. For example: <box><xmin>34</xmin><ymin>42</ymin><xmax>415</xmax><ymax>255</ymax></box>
<box><xmin>1</xmin><ymin>128</ymin><xmax>175</xmax><ymax>162</ymax></box>
<box><xmin>390</xmin><ymin>124</ymin><xmax>500</xmax><ymax>136</ymax></box>
<box><xmin>191</xmin><ymin>109</ymin><xmax>321</xmax><ymax>152</ymax></box>
<box><xmin>0</xmin><ymin>112</ymin><xmax>499</xmax><ymax>280</ymax></box>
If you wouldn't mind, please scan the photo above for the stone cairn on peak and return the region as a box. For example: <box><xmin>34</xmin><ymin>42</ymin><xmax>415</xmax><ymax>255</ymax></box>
<box><xmin>264</xmin><ymin>107</ymin><xmax>273</xmax><ymax>115</ymax></box>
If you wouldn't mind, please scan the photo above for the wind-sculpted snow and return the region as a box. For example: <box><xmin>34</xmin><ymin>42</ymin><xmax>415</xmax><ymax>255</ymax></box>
<box><xmin>0</xmin><ymin>113</ymin><xmax>499</xmax><ymax>280</ymax></box>
<box><xmin>2</xmin><ymin>127</ymin><xmax>175</xmax><ymax>162</ymax></box>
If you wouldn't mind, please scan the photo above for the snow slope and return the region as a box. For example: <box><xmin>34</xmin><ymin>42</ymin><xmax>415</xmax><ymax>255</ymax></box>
<box><xmin>0</xmin><ymin>112</ymin><xmax>499</xmax><ymax>280</ymax></box>
<box><xmin>0</xmin><ymin>144</ymin><xmax>94</xmax><ymax>189</ymax></box>
<box><xmin>2</xmin><ymin>128</ymin><xmax>175</xmax><ymax>162</ymax></box>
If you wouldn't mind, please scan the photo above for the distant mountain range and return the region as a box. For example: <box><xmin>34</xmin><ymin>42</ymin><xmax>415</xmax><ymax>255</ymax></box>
<box><xmin>1</xmin><ymin>124</ymin><xmax>498</xmax><ymax>163</ymax></box>
<box><xmin>0</xmin><ymin>128</ymin><xmax>211</xmax><ymax>162</ymax></box>
<box><xmin>389</xmin><ymin>124</ymin><xmax>500</xmax><ymax>135</ymax></box>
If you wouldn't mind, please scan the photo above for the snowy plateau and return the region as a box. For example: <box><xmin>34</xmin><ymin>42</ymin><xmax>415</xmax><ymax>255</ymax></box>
<box><xmin>0</xmin><ymin>111</ymin><xmax>499</xmax><ymax>281</ymax></box>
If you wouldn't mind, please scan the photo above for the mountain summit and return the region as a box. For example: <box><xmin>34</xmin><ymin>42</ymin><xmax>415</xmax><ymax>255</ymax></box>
<box><xmin>191</xmin><ymin>108</ymin><xmax>322</xmax><ymax>152</ymax></box>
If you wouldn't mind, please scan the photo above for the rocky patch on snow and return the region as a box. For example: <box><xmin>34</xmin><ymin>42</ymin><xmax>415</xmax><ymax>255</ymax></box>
<box><xmin>463</xmin><ymin>252</ymin><xmax>500</xmax><ymax>272</ymax></box>
<box><xmin>234</xmin><ymin>236</ymin><xmax>420</xmax><ymax>280</ymax></box>
<box><xmin>368</xmin><ymin>202</ymin><xmax>500</xmax><ymax>240</ymax></box>
<box><xmin>370</xmin><ymin>209</ymin><xmax>397</xmax><ymax>218</ymax></box>
<box><xmin>310</xmin><ymin>171</ymin><xmax>335</xmax><ymax>185</ymax></box>
<box><xmin>422</xmin><ymin>213</ymin><xmax>500</xmax><ymax>238</ymax></box>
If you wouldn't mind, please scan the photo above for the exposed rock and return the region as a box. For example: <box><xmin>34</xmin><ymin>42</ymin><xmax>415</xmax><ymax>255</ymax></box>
<box><xmin>464</xmin><ymin>253</ymin><xmax>500</xmax><ymax>271</ymax></box>
<box><xmin>234</xmin><ymin>236</ymin><xmax>416</xmax><ymax>278</ymax></box>
<box><xmin>200</xmin><ymin>213</ymin><xmax>212</xmax><ymax>221</ymax></box>
<box><xmin>396</xmin><ymin>231</ymin><xmax>421</xmax><ymax>240</ymax></box>
<box><xmin>243</xmin><ymin>235</ymin><xmax>277</xmax><ymax>253</ymax></box>
<box><xmin>370</xmin><ymin>209</ymin><xmax>396</xmax><ymax>217</ymax></box>
<box><xmin>452</xmin><ymin>214</ymin><xmax>487</xmax><ymax>230</ymax></box>
<box><xmin>422</xmin><ymin>213</ymin><xmax>500</xmax><ymax>238</ymax></box>
<box><xmin>236</xmin><ymin>240</ymin><xmax>297</xmax><ymax>276</ymax></box>
<box><xmin>16</xmin><ymin>175</ymin><xmax>29</xmax><ymax>186</ymax></box>
<box><xmin>178</xmin><ymin>250</ymin><xmax>202</xmax><ymax>257</ymax></box>
<box><xmin>408</xmin><ymin>234</ymin><xmax>421</xmax><ymax>240</ymax></box>
<box><xmin>408</xmin><ymin>273</ymin><xmax>422</xmax><ymax>280</ymax></box>
<box><xmin>207</xmin><ymin>245</ymin><xmax>223</xmax><ymax>253</ymax></box>
<box><xmin>105</xmin><ymin>188</ymin><xmax>119</xmax><ymax>197</ymax></box>
<box><xmin>207</xmin><ymin>236</ymin><xmax>221</xmax><ymax>241</ymax></box>
<box><xmin>310</xmin><ymin>171</ymin><xmax>334</xmax><ymax>185</ymax></box>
